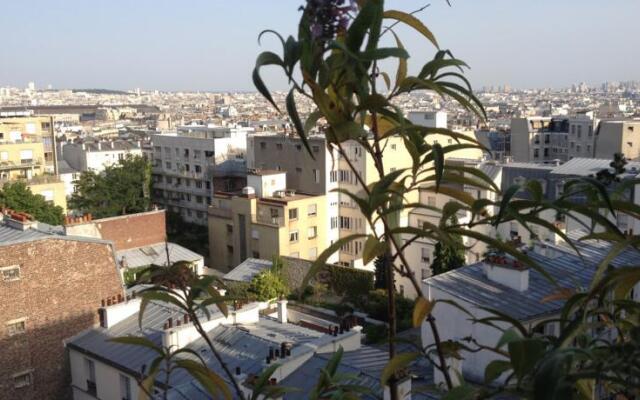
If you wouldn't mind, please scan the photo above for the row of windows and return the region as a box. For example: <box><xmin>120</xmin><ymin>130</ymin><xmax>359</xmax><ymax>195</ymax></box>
<box><xmin>154</xmin><ymin>175</ymin><xmax>211</xmax><ymax>190</ymax></box>
<box><xmin>83</xmin><ymin>358</ymin><xmax>132</xmax><ymax>399</ymax></box>
<box><xmin>154</xmin><ymin>146</ymin><xmax>214</xmax><ymax>160</ymax></box>
<box><xmin>288</xmin><ymin>204</ymin><xmax>317</xmax><ymax>220</ymax></box>
<box><xmin>258</xmin><ymin>141</ymin><xmax>321</xmax><ymax>153</ymax></box>
<box><xmin>289</xmin><ymin>226</ymin><xmax>318</xmax><ymax>242</ymax></box>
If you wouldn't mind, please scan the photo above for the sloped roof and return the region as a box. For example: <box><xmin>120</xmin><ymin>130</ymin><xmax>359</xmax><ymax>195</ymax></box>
<box><xmin>223</xmin><ymin>258</ymin><xmax>272</xmax><ymax>282</ymax></box>
<box><xmin>116</xmin><ymin>242</ymin><xmax>202</xmax><ymax>268</ymax></box>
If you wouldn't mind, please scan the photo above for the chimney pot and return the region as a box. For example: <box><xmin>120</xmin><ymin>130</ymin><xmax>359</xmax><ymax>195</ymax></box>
<box><xmin>101</xmin><ymin>299</ymin><xmax>106</xmax><ymax>307</ymax></box>
<box><xmin>235</xmin><ymin>367</ymin><xmax>241</xmax><ymax>376</ymax></box>
<box><xmin>176</xmin><ymin>320</ymin><xmax>181</xmax><ymax>327</ymax></box>
<box><xmin>184</xmin><ymin>315</ymin><xmax>189</xmax><ymax>324</ymax></box>
<box><xmin>107</xmin><ymin>298</ymin><xmax>112</xmax><ymax>306</ymax></box>
<box><xmin>168</xmin><ymin>318</ymin><xmax>173</xmax><ymax>328</ymax></box>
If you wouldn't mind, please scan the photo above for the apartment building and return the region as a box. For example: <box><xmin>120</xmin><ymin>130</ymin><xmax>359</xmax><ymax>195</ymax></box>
<box><xmin>0</xmin><ymin>113</ymin><xmax>57</xmax><ymax>174</ymax></box>
<box><xmin>150</xmin><ymin>126</ymin><xmax>250</xmax><ymax>225</ymax></box>
<box><xmin>0</xmin><ymin>113</ymin><xmax>67</xmax><ymax>210</ymax></box>
<box><xmin>61</xmin><ymin>140</ymin><xmax>144</xmax><ymax>172</ymax></box>
<box><xmin>511</xmin><ymin>113</ymin><xmax>599</xmax><ymax>163</ymax></box>
<box><xmin>595</xmin><ymin>120</ymin><xmax>640</xmax><ymax>160</ymax></box>
<box><xmin>0</xmin><ymin>210</ymin><xmax>124</xmax><ymax>400</ymax></box>
<box><xmin>247</xmin><ymin>114</ymin><xmax>483</xmax><ymax>271</ymax></box>
<box><xmin>208</xmin><ymin>171</ymin><xmax>327</xmax><ymax>271</ymax></box>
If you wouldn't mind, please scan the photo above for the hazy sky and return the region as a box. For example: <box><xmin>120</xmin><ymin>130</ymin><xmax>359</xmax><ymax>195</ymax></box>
<box><xmin>1</xmin><ymin>0</ymin><xmax>638</xmax><ymax>91</ymax></box>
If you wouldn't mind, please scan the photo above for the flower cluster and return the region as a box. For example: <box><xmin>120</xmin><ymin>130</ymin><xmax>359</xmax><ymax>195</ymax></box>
<box><xmin>305</xmin><ymin>0</ymin><xmax>357</xmax><ymax>41</ymax></box>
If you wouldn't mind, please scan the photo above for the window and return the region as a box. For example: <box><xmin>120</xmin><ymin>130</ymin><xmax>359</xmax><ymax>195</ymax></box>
<box><xmin>427</xmin><ymin>196</ymin><xmax>436</xmax><ymax>207</ymax></box>
<box><xmin>312</xmin><ymin>145</ymin><xmax>320</xmax><ymax>153</ymax></box>
<box><xmin>421</xmin><ymin>248</ymin><xmax>430</xmax><ymax>264</ymax></box>
<box><xmin>276</xmin><ymin>143</ymin><xmax>283</xmax><ymax>150</ymax></box>
<box><xmin>1</xmin><ymin>265</ymin><xmax>20</xmax><ymax>281</ymax></box>
<box><xmin>195</xmin><ymin>165</ymin><xmax>202</xmax><ymax>173</ymax></box>
<box><xmin>120</xmin><ymin>374</ymin><xmax>132</xmax><ymax>400</ymax></box>
<box><xmin>308</xmin><ymin>226</ymin><xmax>317</xmax><ymax>239</ymax></box>
<box><xmin>340</xmin><ymin>216</ymin><xmax>351</xmax><ymax>230</ymax></box>
<box><xmin>13</xmin><ymin>371</ymin><xmax>33</xmax><ymax>389</ymax></box>
<box><xmin>577</xmin><ymin>126</ymin><xmax>582</xmax><ymax>138</ymax></box>
<box><xmin>252</xmin><ymin>251</ymin><xmax>260</xmax><ymax>258</ymax></box>
<box><xmin>313</xmin><ymin>169</ymin><xmax>320</xmax><ymax>183</ymax></box>
<box><xmin>330</xmin><ymin>217</ymin><xmax>338</xmax><ymax>229</ymax></box>
<box><xmin>307</xmin><ymin>204</ymin><xmax>317</xmax><ymax>216</ymax></box>
<box><xmin>329</xmin><ymin>170</ymin><xmax>337</xmax><ymax>183</ymax></box>
<box><xmin>194</xmin><ymin>150</ymin><xmax>201</xmax><ymax>159</ymax></box>
<box><xmin>289</xmin><ymin>208</ymin><xmax>298</xmax><ymax>220</ymax></box>
<box><xmin>196</xmin><ymin>180</ymin><xmax>203</xmax><ymax>189</ymax></box>
<box><xmin>185</xmin><ymin>163</ymin><xmax>190</xmax><ymax>172</ymax></box>
<box><xmin>226</xmin><ymin>224</ymin><xmax>233</xmax><ymax>234</ymax></box>
<box><xmin>165</xmin><ymin>161</ymin><xmax>171</xmax><ymax>169</ymax></box>
<box><xmin>588</xmin><ymin>126</ymin><xmax>593</xmax><ymax>137</ymax></box>
<box><xmin>260</xmin><ymin>142</ymin><xmax>267</xmax><ymax>149</ymax></box>
<box><xmin>7</xmin><ymin>318</ymin><xmax>26</xmax><ymax>336</ymax></box>
<box><xmin>510</xmin><ymin>222</ymin><xmax>518</xmax><ymax>237</ymax></box>
<box><xmin>391</xmin><ymin>144</ymin><xmax>397</xmax><ymax>150</ymax></box>
<box><xmin>390</xmin><ymin>167</ymin><xmax>396</xmax><ymax>172</ymax></box>
<box><xmin>227</xmin><ymin>245</ymin><xmax>234</xmax><ymax>255</ymax></box>
<box><xmin>421</xmin><ymin>269</ymin><xmax>430</xmax><ymax>280</ymax></box>
<box><xmin>296</xmin><ymin>167</ymin><xmax>302</xmax><ymax>173</ymax></box>
<box><xmin>309</xmin><ymin>247</ymin><xmax>318</xmax><ymax>260</ymax></box>
<box><xmin>164</xmin><ymin>146</ymin><xmax>171</xmax><ymax>155</ymax></box>
<box><xmin>296</xmin><ymin>144</ymin><xmax>302</xmax><ymax>151</ymax></box>
<box><xmin>533</xmin><ymin>149</ymin><xmax>539</xmax><ymax>158</ymax></box>
<box><xmin>85</xmin><ymin>358</ymin><xmax>97</xmax><ymax>395</ymax></box>
<box><xmin>196</xmin><ymin>196</ymin><xmax>203</xmax><ymax>204</ymax></box>
<box><xmin>289</xmin><ymin>230</ymin><xmax>299</xmax><ymax>242</ymax></box>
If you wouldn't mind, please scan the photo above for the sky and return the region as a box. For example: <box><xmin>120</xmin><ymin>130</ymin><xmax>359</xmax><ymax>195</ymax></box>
<box><xmin>0</xmin><ymin>0</ymin><xmax>638</xmax><ymax>92</ymax></box>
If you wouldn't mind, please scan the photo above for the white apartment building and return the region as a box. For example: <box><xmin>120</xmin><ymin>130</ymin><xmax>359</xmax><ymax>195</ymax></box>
<box><xmin>61</xmin><ymin>140</ymin><xmax>144</xmax><ymax>172</ymax></box>
<box><xmin>151</xmin><ymin>125</ymin><xmax>251</xmax><ymax>225</ymax></box>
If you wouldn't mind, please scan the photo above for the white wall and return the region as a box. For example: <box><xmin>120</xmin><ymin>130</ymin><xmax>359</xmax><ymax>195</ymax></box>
<box><xmin>69</xmin><ymin>350</ymin><xmax>138</xmax><ymax>400</ymax></box>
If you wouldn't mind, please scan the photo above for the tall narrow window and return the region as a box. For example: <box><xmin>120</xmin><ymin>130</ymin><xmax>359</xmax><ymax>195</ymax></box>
<box><xmin>85</xmin><ymin>358</ymin><xmax>96</xmax><ymax>395</ymax></box>
<box><xmin>120</xmin><ymin>374</ymin><xmax>131</xmax><ymax>400</ymax></box>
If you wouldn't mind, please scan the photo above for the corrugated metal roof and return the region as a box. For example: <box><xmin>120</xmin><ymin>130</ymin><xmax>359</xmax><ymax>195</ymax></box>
<box><xmin>223</xmin><ymin>258</ymin><xmax>272</xmax><ymax>282</ymax></box>
<box><xmin>478</xmin><ymin>162</ymin><xmax>501</xmax><ymax>181</ymax></box>
<box><xmin>550</xmin><ymin>157</ymin><xmax>640</xmax><ymax>177</ymax></box>
<box><xmin>0</xmin><ymin>222</ymin><xmax>51</xmax><ymax>244</ymax></box>
<box><xmin>117</xmin><ymin>242</ymin><xmax>202</xmax><ymax>268</ymax></box>
<box><xmin>425</xmin><ymin>231</ymin><xmax>640</xmax><ymax>321</ymax></box>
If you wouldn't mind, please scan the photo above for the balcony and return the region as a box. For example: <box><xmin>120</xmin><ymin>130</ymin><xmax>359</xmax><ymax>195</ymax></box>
<box><xmin>255</xmin><ymin>213</ymin><xmax>284</xmax><ymax>227</ymax></box>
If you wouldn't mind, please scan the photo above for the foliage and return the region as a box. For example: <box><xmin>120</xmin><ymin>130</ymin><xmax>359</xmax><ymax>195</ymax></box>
<box><xmin>225</xmin><ymin>281</ymin><xmax>254</xmax><ymax>301</ymax></box>
<box><xmin>69</xmin><ymin>155</ymin><xmax>151</xmax><ymax>218</ymax></box>
<box><xmin>308</xmin><ymin>346</ymin><xmax>373</xmax><ymax>399</ymax></box>
<box><xmin>166</xmin><ymin>211</ymin><xmax>209</xmax><ymax>259</ymax></box>
<box><xmin>327</xmin><ymin>263</ymin><xmax>374</xmax><ymax>297</ymax></box>
<box><xmin>353</xmin><ymin>289</ymin><xmax>413</xmax><ymax>331</ymax></box>
<box><xmin>0</xmin><ymin>181</ymin><xmax>64</xmax><ymax>225</ymax></box>
<box><xmin>430</xmin><ymin>215</ymin><xmax>465</xmax><ymax>276</ymax></box>
<box><xmin>122</xmin><ymin>266</ymin><xmax>148</xmax><ymax>287</ymax></box>
<box><xmin>363</xmin><ymin>324</ymin><xmax>388</xmax><ymax>345</ymax></box>
<box><xmin>248</xmin><ymin>269</ymin><xmax>289</xmax><ymax>301</ymax></box>
<box><xmin>373</xmin><ymin>255</ymin><xmax>387</xmax><ymax>289</ymax></box>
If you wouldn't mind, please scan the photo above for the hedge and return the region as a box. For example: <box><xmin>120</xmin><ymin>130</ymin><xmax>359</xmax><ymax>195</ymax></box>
<box><xmin>326</xmin><ymin>264</ymin><xmax>373</xmax><ymax>297</ymax></box>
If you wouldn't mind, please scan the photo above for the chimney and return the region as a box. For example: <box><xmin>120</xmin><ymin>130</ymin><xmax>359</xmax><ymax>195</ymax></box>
<box><xmin>277</xmin><ymin>299</ymin><xmax>288</xmax><ymax>324</ymax></box>
<box><xmin>4</xmin><ymin>212</ymin><xmax>37</xmax><ymax>231</ymax></box>
<box><xmin>100</xmin><ymin>297</ymin><xmax>141</xmax><ymax>328</ymax></box>
<box><xmin>483</xmin><ymin>256</ymin><xmax>529</xmax><ymax>292</ymax></box>
<box><xmin>97</xmin><ymin>142</ymin><xmax>102</xmax><ymax>151</ymax></box>
<box><xmin>384</xmin><ymin>375</ymin><xmax>413</xmax><ymax>400</ymax></box>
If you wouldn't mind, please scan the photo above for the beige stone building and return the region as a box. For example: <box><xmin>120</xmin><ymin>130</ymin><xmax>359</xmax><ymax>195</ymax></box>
<box><xmin>208</xmin><ymin>171</ymin><xmax>327</xmax><ymax>271</ymax></box>
<box><xmin>594</xmin><ymin>120</ymin><xmax>640</xmax><ymax>160</ymax></box>
<box><xmin>0</xmin><ymin>114</ymin><xmax>66</xmax><ymax>210</ymax></box>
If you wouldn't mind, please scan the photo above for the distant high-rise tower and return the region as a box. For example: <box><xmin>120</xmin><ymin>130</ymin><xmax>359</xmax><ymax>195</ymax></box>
<box><xmin>27</xmin><ymin>81</ymin><xmax>35</xmax><ymax>91</ymax></box>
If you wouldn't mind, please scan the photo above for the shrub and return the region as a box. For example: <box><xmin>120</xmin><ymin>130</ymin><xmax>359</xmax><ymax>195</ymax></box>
<box><xmin>326</xmin><ymin>264</ymin><xmax>373</xmax><ymax>297</ymax></box>
<box><xmin>248</xmin><ymin>270</ymin><xmax>289</xmax><ymax>301</ymax></box>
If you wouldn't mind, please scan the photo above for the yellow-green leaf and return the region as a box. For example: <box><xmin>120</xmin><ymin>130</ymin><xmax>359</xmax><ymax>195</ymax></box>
<box><xmin>383</xmin><ymin>10</ymin><xmax>439</xmax><ymax>49</ymax></box>
<box><xmin>412</xmin><ymin>297</ymin><xmax>434</xmax><ymax>327</ymax></box>
<box><xmin>380</xmin><ymin>352</ymin><xmax>419</xmax><ymax>385</ymax></box>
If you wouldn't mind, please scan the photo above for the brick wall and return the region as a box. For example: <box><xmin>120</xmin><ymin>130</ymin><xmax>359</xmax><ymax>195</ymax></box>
<box><xmin>0</xmin><ymin>238</ymin><xmax>124</xmax><ymax>400</ymax></box>
<box><xmin>66</xmin><ymin>210</ymin><xmax>166</xmax><ymax>251</ymax></box>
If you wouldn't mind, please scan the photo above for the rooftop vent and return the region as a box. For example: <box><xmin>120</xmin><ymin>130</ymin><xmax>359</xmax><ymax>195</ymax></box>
<box><xmin>242</xmin><ymin>186</ymin><xmax>255</xmax><ymax>196</ymax></box>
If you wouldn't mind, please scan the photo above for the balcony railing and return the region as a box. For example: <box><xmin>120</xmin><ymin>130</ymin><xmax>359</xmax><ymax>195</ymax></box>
<box><xmin>255</xmin><ymin>213</ymin><xmax>284</xmax><ymax>227</ymax></box>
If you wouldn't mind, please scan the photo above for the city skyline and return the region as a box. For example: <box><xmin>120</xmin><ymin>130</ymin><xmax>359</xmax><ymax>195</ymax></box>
<box><xmin>1</xmin><ymin>0</ymin><xmax>638</xmax><ymax>92</ymax></box>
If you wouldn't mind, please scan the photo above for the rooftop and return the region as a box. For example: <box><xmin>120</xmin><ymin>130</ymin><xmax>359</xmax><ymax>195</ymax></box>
<box><xmin>550</xmin><ymin>157</ymin><xmax>640</xmax><ymax>177</ymax></box>
<box><xmin>117</xmin><ymin>242</ymin><xmax>203</xmax><ymax>269</ymax></box>
<box><xmin>425</xmin><ymin>230</ymin><xmax>640</xmax><ymax>321</ymax></box>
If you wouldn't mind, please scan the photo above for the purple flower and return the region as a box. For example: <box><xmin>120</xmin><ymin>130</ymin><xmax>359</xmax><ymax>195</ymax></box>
<box><xmin>306</xmin><ymin>0</ymin><xmax>357</xmax><ymax>42</ymax></box>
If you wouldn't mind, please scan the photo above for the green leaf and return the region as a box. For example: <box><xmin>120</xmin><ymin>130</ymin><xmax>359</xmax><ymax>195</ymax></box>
<box><xmin>380</xmin><ymin>352</ymin><xmax>419</xmax><ymax>385</ymax></box>
<box><xmin>508</xmin><ymin>338</ymin><xmax>547</xmax><ymax>380</ymax></box>
<box><xmin>495</xmin><ymin>184</ymin><xmax>521</xmax><ymax>226</ymax></box>
<box><xmin>359</xmin><ymin>47</ymin><xmax>409</xmax><ymax>61</ymax></box>
<box><xmin>286</xmin><ymin>89</ymin><xmax>315</xmax><ymax>159</ymax></box>
<box><xmin>390</xmin><ymin>30</ymin><xmax>407</xmax><ymax>92</ymax></box>
<box><xmin>175</xmin><ymin>359</ymin><xmax>232</xmax><ymax>400</ymax></box>
<box><xmin>363</xmin><ymin>236</ymin><xmax>387</xmax><ymax>265</ymax></box>
<box><xmin>382</xmin><ymin>10</ymin><xmax>439</xmax><ymax>49</ymax></box>
<box><xmin>495</xmin><ymin>328</ymin><xmax>521</xmax><ymax>349</ymax></box>
<box><xmin>412</xmin><ymin>297</ymin><xmax>434</xmax><ymax>328</ymax></box>
<box><xmin>330</xmin><ymin>121</ymin><xmax>368</xmax><ymax>142</ymax></box>
<box><xmin>484</xmin><ymin>359</ymin><xmax>511</xmax><ymax>383</ymax></box>
<box><xmin>253</xmin><ymin>51</ymin><xmax>284</xmax><ymax>112</ymax></box>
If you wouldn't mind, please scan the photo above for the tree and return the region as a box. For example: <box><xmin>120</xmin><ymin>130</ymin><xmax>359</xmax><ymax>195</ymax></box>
<box><xmin>248</xmin><ymin>269</ymin><xmax>289</xmax><ymax>301</ymax></box>
<box><xmin>69</xmin><ymin>155</ymin><xmax>151</xmax><ymax>218</ymax></box>
<box><xmin>430</xmin><ymin>215</ymin><xmax>465</xmax><ymax>276</ymax></box>
<box><xmin>373</xmin><ymin>255</ymin><xmax>387</xmax><ymax>289</ymax></box>
<box><xmin>0</xmin><ymin>181</ymin><xmax>64</xmax><ymax>225</ymax></box>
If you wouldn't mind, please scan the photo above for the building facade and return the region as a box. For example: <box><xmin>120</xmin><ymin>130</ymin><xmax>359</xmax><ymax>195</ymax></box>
<box><xmin>208</xmin><ymin>171</ymin><xmax>327</xmax><ymax>271</ymax></box>
<box><xmin>0</xmin><ymin>211</ymin><xmax>124</xmax><ymax>400</ymax></box>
